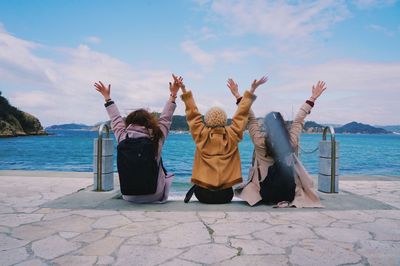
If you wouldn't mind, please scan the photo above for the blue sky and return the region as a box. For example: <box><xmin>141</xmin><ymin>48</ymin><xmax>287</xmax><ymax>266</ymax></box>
<box><xmin>0</xmin><ymin>0</ymin><xmax>399</xmax><ymax>126</ymax></box>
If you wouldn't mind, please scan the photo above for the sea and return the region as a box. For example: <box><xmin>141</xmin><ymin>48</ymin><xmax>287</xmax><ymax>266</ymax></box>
<box><xmin>1</xmin><ymin>131</ymin><xmax>399</xmax><ymax>192</ymax></box>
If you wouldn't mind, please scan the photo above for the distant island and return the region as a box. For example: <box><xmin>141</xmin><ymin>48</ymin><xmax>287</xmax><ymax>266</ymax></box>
<box><xmin>46</xmin><ymin>123</ymin><xmax>93</xmax><ymax>131</ymax></box>
<box><xmin>379</xmin><ymin>125</ymin><xmax>400</xmax><ymax>133</ymax></box>
<box><xmin>0</xmin><ymin>91</ymin><xmax>47</xmax><ymax>137</ymax></box>
<box><xmin>303</xmin><ymin>121</ymin><xmax>325</xmax><ymax>133</ymax></box>
<box><xmin>335</xmin><ymin>121</ymin><xmax>390</xmax><ymax>134</ymax></box>
<box><xmin>302</xmin><ymin>121</ymin><xmax>391</xmax><ymax>134</ymax></box>
<box><xmin>48</xmin><ymin>116</ymin><xmax>394</xmax><ymax>135</ymax></box>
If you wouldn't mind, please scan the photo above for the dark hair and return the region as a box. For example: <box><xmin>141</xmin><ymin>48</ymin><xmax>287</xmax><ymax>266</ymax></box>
<box><xmin>125</xmin><ymin>109</ymin><xmax>163</xmax><ymax>154</ymax></box>
<box><xmin>263</xmin><ymin>112</ymin><xmax>294</xmax><ymax>161</ymax></box>
<box><xmin>264</xmin><ymin>134</ymin><xmax>275</xmax><ymax>158</ymax></box>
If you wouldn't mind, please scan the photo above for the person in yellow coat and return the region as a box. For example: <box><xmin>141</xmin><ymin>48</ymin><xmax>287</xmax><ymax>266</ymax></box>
<box><xmin>179</xmin><ymin>76</ymin><xmax>268</xmax><ymax>204</ymax></box>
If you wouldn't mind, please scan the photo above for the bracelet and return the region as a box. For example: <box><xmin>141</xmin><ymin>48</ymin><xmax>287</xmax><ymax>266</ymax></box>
<box><xmin>306</xmin><ymin>100</ymin><xmax>315</xmax><ymax>107</ymax></box>
<box><xmin>170</xmin><ymin>94</ymin><xmax>177</xmax><ymax>98</ymax></box>
<box><xmin>105</xmin><ymin>98</ymin><xmax>112</xmax><ymax>102</ymax></box>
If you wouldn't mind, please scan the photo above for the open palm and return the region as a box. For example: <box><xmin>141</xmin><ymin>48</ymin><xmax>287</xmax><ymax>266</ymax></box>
<box><xmin>94</xmin><ymin>81</ymin><xmax>111</xmax><ymax>100</ymax></box>
<box><xmin>312</xmin><ymin>81</ymin><xmax>327</xmax><ymax>100</ymax></box>
<box><xmin>250</xmin><ymin>76</ymin><xmax>268</xmax><ymax>94</ymax></box>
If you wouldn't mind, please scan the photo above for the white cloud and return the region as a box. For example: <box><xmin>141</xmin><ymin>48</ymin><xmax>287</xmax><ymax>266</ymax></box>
<box><xmin>0</xmin><ymin>25</ymin><xmax>51</xmax><ymax>86</ymax></box>
<box><xmin>277</xmin><ymin>60</ymin><xmax>400</xmax><ymax>92</ymax></box>
<box><xmin>250</xmin><ymin>60</ymin><xmax>400</xmax><ymax>125</ymax></box>
<box><xmin>189</xmin><ymin>0</ymin><xmax>352</xmax><ymax>61</ymax></box>
<box><xmin>368</xmin><ymin>24</ymin><xmax>396</xmax><ymax>37</ymax></box>
<box><xmin>0</xmin><ymin>27</ymin><xmax>173</xmax><ymax>126</ymax></box>
<box><xmin>206</xmin><ymin>0</ymin><xmax>349</xmax><ymax>39</ymax></box>
<box><xmin>184</xmin><ymin>71</ymin><xmax>205</xmax><ymax>80</ymax></box>
<box><xmin>219</xmin><ymin>47</ymin><xmax>270</xmax><ymax>63</ymax></box>
<box><xmin>181</xmin><ymin>39</ymin><xmax>270</xmax><ymax>68</ymax></box>
<box><xmin>199</xmin><ymin>27</ymin><xmax>217</xmax><ymax>41</ymax></box>
<box><xmin>85</xmin><ymin>36</ymin><xmax>101</xmax><ymax>44</ymax></box>
<box><xmin>181</xmin><ymin>60</ymin><xmax>399</xmax><ymax>125</ymax></box>
<box><xmin>181</xmin><ymin>40</ymin><xmax>215</xmax><ymax>66</ymax></box>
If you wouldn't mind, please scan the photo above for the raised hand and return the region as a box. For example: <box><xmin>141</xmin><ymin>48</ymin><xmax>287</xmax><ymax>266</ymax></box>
<box><xmin>169</xmin><ymin>74</ymin><xmax>183</xmax><ymax>96</ymax></box>
<box><xmin>311</xmin><ymin>81</ymin><xmax>327</xmax><ymax>101</ymax></box>
<box><xmin>227</xmin><ymin>78</ymin><xmax>241</xmax><ymax>99</ymax></box>
<box><xmin>94</xmin><ymin>81</ymin><xmax>111</xmax><ymax>101</ymax></box>
<box><xmin>250</xmin><ymin>76</ymin><xmax>268</xmax><ymax>94</ymax></box>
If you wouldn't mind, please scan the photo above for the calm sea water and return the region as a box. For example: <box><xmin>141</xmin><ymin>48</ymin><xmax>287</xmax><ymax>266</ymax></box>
<box><xmin>1</xmin><ymin>131</ymin><xmax>399</xmax><ymax>191</ymax></box>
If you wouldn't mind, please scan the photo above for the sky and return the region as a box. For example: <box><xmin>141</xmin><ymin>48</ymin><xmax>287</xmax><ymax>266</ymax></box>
<box><xmin>0</xmin><ymin>0</ymin><xmax>399</xmax><ymax>126</ymax></box>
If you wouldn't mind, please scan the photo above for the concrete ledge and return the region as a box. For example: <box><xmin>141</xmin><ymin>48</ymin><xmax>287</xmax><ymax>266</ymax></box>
<box><xmin>1</xmin><ymin>170</ymin><xmax>398</xmax><ymax>211</ymax></box>
<box><xmin>41</xmin><ymin>184</ymin><xmax>397</xmax><ymax>212</ymax></box>
<box><xmin>1</xmin><ymin>170</ymin><xmax>399</xmax><ymax>180</ymax></box>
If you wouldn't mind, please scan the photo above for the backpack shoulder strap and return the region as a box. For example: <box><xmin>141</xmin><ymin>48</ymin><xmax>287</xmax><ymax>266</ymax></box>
<box><xmin>160</xmin><ymin>157</ymin><xmax>167</xmax><ymax>175</ymax></box>
<box><xmin>184</xmin><ymin>185</ymin><xmax>197</xmax><ymax>203</ymax></box>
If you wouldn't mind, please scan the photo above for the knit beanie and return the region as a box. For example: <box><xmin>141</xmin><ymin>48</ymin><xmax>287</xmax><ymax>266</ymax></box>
<box><xmin>205</xmin><ymin>107</ymin><xmax>227</xmax><ymax>128</ymax></box>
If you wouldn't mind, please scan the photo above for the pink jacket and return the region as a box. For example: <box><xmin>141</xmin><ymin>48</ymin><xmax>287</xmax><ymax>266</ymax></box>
<box><xmin>235</xmin><ymin>103</ymin><xmax>323</xmax><ymax>208</ymax></box>
<box><xmin>106</xmin><ymin>99</ymin><xmax>176</xmax><ymax>203</ymax></box>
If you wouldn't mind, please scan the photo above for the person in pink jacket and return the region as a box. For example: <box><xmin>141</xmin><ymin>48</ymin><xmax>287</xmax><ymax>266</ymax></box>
<box><xmin>94</xmin><ymin>75</ymin><xmax>182</xmax><ymax>203</ymax></box>
<box><xmin>227</xmin><ymin>79</ymin><xmax>326</xmax><ymax>208</ymax></box>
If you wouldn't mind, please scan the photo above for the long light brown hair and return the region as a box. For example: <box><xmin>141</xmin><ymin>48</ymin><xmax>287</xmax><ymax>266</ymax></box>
<box><xmin>125</xmin><ymin>109</ymin><xmax>163</xmax><ymax>154</ymax></box>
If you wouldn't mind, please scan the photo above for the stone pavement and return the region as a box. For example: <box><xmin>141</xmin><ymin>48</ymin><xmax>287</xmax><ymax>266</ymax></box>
<box><xmin>0</xmin><ymin>171</ymin><xmax>399</xmax><ymax>266</ymax></box>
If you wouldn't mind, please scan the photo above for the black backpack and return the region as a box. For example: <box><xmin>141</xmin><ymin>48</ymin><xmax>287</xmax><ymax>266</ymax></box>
<box><xmin>117</xmin><ymin>135</ymin><xmax>163</xmax><ymax>195</ymax></box>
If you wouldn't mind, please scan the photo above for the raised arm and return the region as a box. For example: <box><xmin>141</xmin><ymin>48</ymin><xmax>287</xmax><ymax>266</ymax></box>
<box><xmin>227</xmin><ymin>78</ymin><xmax>266</xmax><ymax>148</ymax></box>
<box><xmin>229</xmin><ymin>76</ymin><xmax>268</xmax><ymax>142</ymax></box>
<box><xmin>95</xmin><ymin>81</ymin><xmax>127</xmax><ymax>143</ymax></box>
<box><xmin>289</xmin><ymin>81</ymin><xmax>327</xmax><ymax>147</ymax></box>
<box><xmin>157</xmin><ymin>74</ymin><xmax>181</xmax><ymax>143</ymax></box>
<box><xmin>180</xmin><ymin>81</ymin><xmax>205</xmax><ymax>142</ymax></box>
<box><xmin>310</xmin><ymin>80</ymin><xmax>327</xmax><ymax>103</ymax></box>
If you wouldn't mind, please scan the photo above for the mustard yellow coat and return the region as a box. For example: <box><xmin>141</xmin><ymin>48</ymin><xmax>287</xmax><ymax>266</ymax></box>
<box><xmin>181</xmin><ymin>90</ymin><xmax>256</xmax><ymax>189</ymax></box>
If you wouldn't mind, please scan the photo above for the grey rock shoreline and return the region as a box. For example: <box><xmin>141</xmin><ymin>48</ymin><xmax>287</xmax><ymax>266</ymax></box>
<box><xmin>0</xmin><ymin>92</ymin><xmax>47</xmax><ymax>137</ymax></box>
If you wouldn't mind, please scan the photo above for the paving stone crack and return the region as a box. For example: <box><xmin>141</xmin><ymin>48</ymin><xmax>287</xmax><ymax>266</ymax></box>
<box><xmin>196</xmin><ymin>212</ymin><xmax>215</xmax><ymax>243</ymax></box>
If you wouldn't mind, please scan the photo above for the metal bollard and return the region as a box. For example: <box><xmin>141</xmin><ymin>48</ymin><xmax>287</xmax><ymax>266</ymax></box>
<box><xmin>318</xmin><ymin>126</ymin><xmax>339</xmax><ymax>193</ymax></box>
<box><xmin>93</xmin><ymin>123</ymin><xmax>114</xmax><ymax>191</ymax></box>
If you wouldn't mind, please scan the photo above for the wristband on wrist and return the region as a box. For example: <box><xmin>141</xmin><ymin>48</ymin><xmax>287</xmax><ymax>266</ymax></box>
<box><xmin>306</xmin><ymin>100</ymin><xmax>315</xmax><ymax>107</ymax></box>
<box><xmin>170</xmin><ymin>94</ymin><xmax>177</xmax><ymax>98</ymax></box>
<box><xmin>104</xmin><ymin>100</ymin><xmax>114</xmax><ymax>107</ymax></box>
<box><xmin>105</xmin><ymin>98</ymin><xmax>112</xmax><ymax>102</ymax></box>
